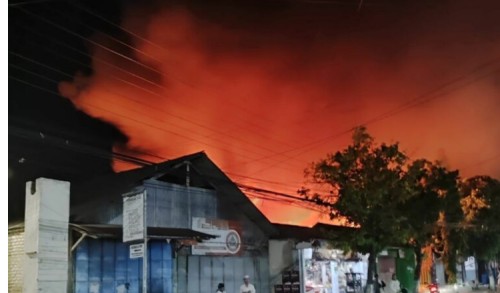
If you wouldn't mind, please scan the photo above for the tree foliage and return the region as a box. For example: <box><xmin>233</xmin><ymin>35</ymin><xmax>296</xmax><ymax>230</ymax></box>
<box><xmin>458</xmin><ymin>176</ymin><xmax>500</xmax><ymax>259</ymax></box>
<box><xmin>300</xmin><ymin>127</ymin><xmax>462</xmax><ymax>284</ymax></box>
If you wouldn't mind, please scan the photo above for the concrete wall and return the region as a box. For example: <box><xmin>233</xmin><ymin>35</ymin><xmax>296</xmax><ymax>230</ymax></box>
<box><xmin>8</xmin><ymin>226</ymin><xmax>24</xmax><ymax>293</ymax></box>
<box><xmin>268</xmin><ymin>240</ymin><xmax>296</xmax><ymax>284</ymax></box>
<box><xmin>24</xmin><ymin>178</ymin><xmax>70</xmax><ymax>293</ymax></box>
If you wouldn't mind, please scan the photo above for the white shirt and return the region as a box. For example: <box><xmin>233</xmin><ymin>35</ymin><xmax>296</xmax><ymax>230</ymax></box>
<box><xmin>240</xmin><ymin>283</ymin><xmax>256</xmax><ymax>293</ymax></box>
<box><xmin>388</xmin><ymin>280</ymin><xmax>400</xmax><ymax>293</ymax></box>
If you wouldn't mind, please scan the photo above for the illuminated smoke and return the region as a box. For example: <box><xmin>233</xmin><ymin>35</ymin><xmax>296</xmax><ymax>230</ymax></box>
<box><xmin>60</xmin><ymin>0</ymin><xmax>500</xmax><ymax>225</ymax></box>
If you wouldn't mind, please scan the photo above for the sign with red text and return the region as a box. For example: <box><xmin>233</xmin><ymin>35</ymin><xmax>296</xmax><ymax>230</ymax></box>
<box><xmin>191</xmin><ymin>217</ymin><xmax>242</xmax><ymax>255</ymax></box>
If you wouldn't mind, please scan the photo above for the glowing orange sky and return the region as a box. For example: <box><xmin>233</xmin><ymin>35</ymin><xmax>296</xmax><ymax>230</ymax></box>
<box><xmin>59</xmin><ymin>0</ymin><xmax>500</xmax><ymax>226</ymax></box>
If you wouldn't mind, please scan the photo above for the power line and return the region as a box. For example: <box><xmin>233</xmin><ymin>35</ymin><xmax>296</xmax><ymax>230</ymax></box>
<box><xmin>65</xmin><ymin>0</ymin><xmax>500</xmax><ymax>159</ymax></box>
<box><xmin>8</xmin><ymin>57</ymin><xmax>306</xmax><ymax>172</ymax></box>
<box><xmin>14</xmin><ymin>6</ymin><xmax>166</xmax><ymax>78</ymax></box>
<box><xmin>240</xmin><ymin>185</ymin><xmax>331</xmax><ymax>213</ymax></box>
<box><xmin>246</xmin><ymin>192</ymin><xmax>325</xmax><ymax>213</ymax></box>
<box><xmin>9</xmin><ymin>118</ymin><xmax>315</xmax><ymax>202</ymax></box>
<box><xmin>10</xmin><ymin>124</ymin><xmax>323</xmax><ymax>212</ymax></box>
<box><xmin>461</xmin><ymin>152</ymin><xmax>500</xmax><ymax>172</ymax></box>
<box><xmin>8</xmin><ymin>0</ymin><xmax>58</xmax><ymax>6</ymax></box>
<box><xmin>9</xmin><ymin>125</ymin><xmax>154</xmax><ymax>167</ymax></box>
<box><xmin>11</xmin><ymin>31</ymin><xmax>500</xmax><ymax>182</ymax></box>
<box><xmin>248</xmin><ymin>59</ymin><xmax>500</xmax><ymax>174</ymax></box>
<box><xmin>9</xmin><ymin>74</ymin><xmax>290</xmax><ymax>166</ymax></box>
<box><xmin>13</xmin><ymin>5</ymin><xmax>293</xmax><ymax>147</ymax></box>
<box><xmin>11</xmin><ymin>3</ymin><xmax>500</xmax><ymax>183</ymax></box>
<box><xmin>238</xmin><ymin>183</ymin><xmax>319</xmax><ymax>203</ymax></box>
<box><xmin>9</xmin><ymin>12</ymin><xmax>318</xmax><ymax>163</ymax></box>
<box><xmin>10</xmin><ymin>24</ymin><xmax>303</xmax><ymax>166</ymax></box>
<box><xmin>12</xmin><ymin>33</ymin><xmax>500</xmax><ymax>183</ymax></box>
<box><xmin>66</xmin><ymin>1</ymin><xmax>301</xmax><ymax>131</ymax></box>
<box><xmin>10</xmin><ymin>120</ymin><xmax>499</xmax><ymax>217</ymax></box>
<box><xmin>9</xmin><ymin>100</ymin><xmax>319</xmax><ymax>193</ymax></box>
<box><xmin>10</xmin><ymin>49</ymin><xmax>319</xmax><ymax>192</ymax></box>
<box><xmin>5</xmin><ymin>72</ymin><xmax>324</xmax><ymax>182</ymax></box>
<box><xmin>68</xmin><ymin>1</ymin><xmax>172</xmax><ymax>58</ymax></box>
<box><xmin>227</xmin><ymin>171</ymin><xmax>308</xmax><ymax>190</ymax></box>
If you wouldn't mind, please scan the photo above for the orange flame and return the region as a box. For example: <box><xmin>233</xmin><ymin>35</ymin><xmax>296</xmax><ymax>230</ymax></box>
<box><xmin>59</xmin><ymin>2</ymin><xmax>500</xmax><ymax>226</ymax></box>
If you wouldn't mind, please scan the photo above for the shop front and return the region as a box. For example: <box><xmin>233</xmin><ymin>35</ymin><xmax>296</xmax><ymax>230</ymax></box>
<box><xmin>270</xmin><ymin>225</ymin><xmax>417</xmax><ymax>293</ymax></box>
<box><xmin>269</xmin><ymin>224</ymin><xmax>367</xmax><ymax>293</ymax></box>
<box><xmin>299</xmin><ymin>244</ymin><xmax>368</xmax><ymax>293</ymax></box>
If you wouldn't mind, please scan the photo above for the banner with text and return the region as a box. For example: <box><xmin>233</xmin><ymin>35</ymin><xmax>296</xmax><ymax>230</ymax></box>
<box><xmin>191</xmin><ymin>217</ymin><xmax>242</xmax><ymax>255</ymax></box>
<box><xmin>123</xmin><ymin>192</ymin><xmax>145</xmax><ymax>243</ymax></box>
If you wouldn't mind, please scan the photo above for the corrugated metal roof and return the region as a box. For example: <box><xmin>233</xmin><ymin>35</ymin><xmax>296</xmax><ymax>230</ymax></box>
<box><xmin>71</xmin><ymin>152</ymin><xmax>278</xmax><ymax>236</ymax></box>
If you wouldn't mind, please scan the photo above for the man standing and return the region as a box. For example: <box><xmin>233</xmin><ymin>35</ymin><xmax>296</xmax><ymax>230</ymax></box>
<box><xmin>240</xmin><ymin>275</ymin><xmax>256</xmax><ymax>293</ymax></box>
<box><xmin>387</xmin><ymin>274</ymin><xmax>401</xmax><ymax>293</ymax></box>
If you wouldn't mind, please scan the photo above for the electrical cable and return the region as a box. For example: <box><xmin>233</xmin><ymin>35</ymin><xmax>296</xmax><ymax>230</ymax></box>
<box><xmin>13</xmin><ymin>4</ymin><xmax>293</xmax><ymax>144</ymax></box>
<box><xmin>9</xmin><ymin>27</ymin><xmax>303</xmax><ymax>163</ymax></box>
<box><xmin>9</xmin><ymin>74</ymin><xmax>295</xmax><ymax>166</ymax></box>
<box><xmin>10</xmin><ymin>2</ymin><xmax>500</xmax><ymax>192</ymax></box>
<box><xmin>249</xmin><ymin>61</ymin><xmax>500</xmax><ymax>174</ymax></box>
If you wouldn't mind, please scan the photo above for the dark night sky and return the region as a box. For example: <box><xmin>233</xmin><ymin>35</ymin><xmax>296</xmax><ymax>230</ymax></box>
<box><xmin>8</xmin><ymin>0</ymin><xmax>131</xmax><ymax>220</ymax></box>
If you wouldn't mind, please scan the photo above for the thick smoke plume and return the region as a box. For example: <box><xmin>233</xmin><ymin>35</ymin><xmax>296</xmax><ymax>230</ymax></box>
<box><xmin>60</xmin><ymin>0</ymin><xmax>500</xmax><ymax>226</ymax></box>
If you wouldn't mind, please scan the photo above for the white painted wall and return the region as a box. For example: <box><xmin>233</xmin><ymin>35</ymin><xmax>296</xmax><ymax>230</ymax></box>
<box><xmin>23</xmin><ymin>178</ymin><xmax>70</xmax><ymax>293</ymax></box>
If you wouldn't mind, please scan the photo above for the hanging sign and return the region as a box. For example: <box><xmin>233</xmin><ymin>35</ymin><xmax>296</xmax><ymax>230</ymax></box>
<box><xmin>464</xmin><ymin>256</ymin><xmax>475</xmax><ymax>270</ymax></box>
<box><xmin>123</xmin><ymin>192</ymin><xmax>145</xmax><ymax>243</ymax></box>
<box><xmin>130</xmin><ymin>243</ymin><xmax>144</xmax><ymax>259</ymax></box>
<box><xmin>191</xmin><ymin>217</ymin><xmax>241</xmax><ymax>255</ymax></box>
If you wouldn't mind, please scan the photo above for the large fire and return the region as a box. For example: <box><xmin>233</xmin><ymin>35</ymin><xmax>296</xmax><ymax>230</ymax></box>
<box><xmin>59</xmin><ymin>1</ymin><xmax>500</xmax><ymax>226</ymax></box>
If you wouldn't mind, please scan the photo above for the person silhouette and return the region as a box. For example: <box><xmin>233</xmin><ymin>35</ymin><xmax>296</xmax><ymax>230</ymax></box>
<box><xmin>240</xmin><ymin>275</ymin><xmax>256</xmax><ymax>293</ymax></box>
<box><xmin>216</xmin><ymin>283</ymin><xmax>226</xmax><ymax>293</ymax></box>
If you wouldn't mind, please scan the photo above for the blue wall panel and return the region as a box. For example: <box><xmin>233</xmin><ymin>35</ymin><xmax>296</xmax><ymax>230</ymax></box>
<box><xmin>163</xmin><ymin>244</ymin><xmax>173</xmax><ymax>292</ymax></box>
<box><xmin>74</xmin><ymin>238</ymin><xmax>173</xmax><ymax>293</ymax></box>
<box><xmin>102</xmin><ymin>240</ymin><xmax>115</xmax><ymax>282</ymax></box>
<box><xmin>150</xmin><ymin>241</ymin><xmax>163</xmax><ymax>293</ymax></box>
<box><xmin>88</xmin><ymin>240</ymin><xmax>102</xmax><ymax>283</ymax></box>
<box><xmin>115</xmin><ymin>242</ymin><xmax>128</xmax><ymax>282</ymax></box>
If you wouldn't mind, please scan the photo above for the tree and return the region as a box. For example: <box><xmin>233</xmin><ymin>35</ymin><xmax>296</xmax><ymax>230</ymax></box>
<box><xmin>402</xmin><ymin>160</ymin><xmax>462</xmax><ymax>283</ymax></box>
<box><xmin>455</xmin><ymin>176</ymin><xmax>500</xmax><ymax>287</ymax></box>
<box><xmin>300</xmin><ymin>127</ymin><xmax>413</xmax><ymax>287</ymax></box>
<box><xmin>300</xmin><ymin>127</ymin><xmax>461</xmax><ymax>289</ymax></box>
<box><xmin>458</xmin><ymin>176</ymin><xmax>500</xmax><ymax>259</ymax></box>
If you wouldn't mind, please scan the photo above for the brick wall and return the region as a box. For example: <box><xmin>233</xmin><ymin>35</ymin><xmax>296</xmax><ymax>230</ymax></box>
<box><xmin>8</xmin><ymin>226</ymin><xmax>24</xmax><ymax>293</ymax></box>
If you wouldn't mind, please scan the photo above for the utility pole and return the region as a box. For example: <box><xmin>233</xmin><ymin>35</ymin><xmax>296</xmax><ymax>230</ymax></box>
<box><xmin>143</xmin><ymin>190</ymin><xmax>148</xmax><ymax>293</ymax></box>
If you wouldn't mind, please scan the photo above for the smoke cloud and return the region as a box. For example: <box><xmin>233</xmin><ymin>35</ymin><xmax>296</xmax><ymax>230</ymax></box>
<box><xmin>60</xmin><ymin>0</ymin><xmax>500</xmax><ymax>225</ymax></box>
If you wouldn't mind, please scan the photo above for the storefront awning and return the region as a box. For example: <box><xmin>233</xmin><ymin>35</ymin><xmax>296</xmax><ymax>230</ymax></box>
<box><xmin>70</xmin><ymin>223</ymin><xmax>218</xmax><ymax>241</ymax></box>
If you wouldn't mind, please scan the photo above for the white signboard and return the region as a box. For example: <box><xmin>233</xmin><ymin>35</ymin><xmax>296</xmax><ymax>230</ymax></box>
<box><xmin>123</xmin><ymin>192</ymin><xmax>144</xmax><ymax>243</ymax></box>
<box><xmin>191</xmin><ymin>217</ymin><xmax>241</xmax><ymax>255</ymax></box>
<box><xmin>464</xmin><ymin>256</ymin><xmax>475</xmax><ymax>270</ymax></box>
<box><xmin>130</xmin><ymin>243</ymin><xmax>144</xmax><ymax>259</ymax></box>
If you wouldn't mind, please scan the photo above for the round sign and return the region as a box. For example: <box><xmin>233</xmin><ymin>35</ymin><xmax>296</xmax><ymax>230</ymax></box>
<box><xmin>225</xmin><ymin>230</ymin><xmax>241</xmax><ymax>254</ymax></box>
